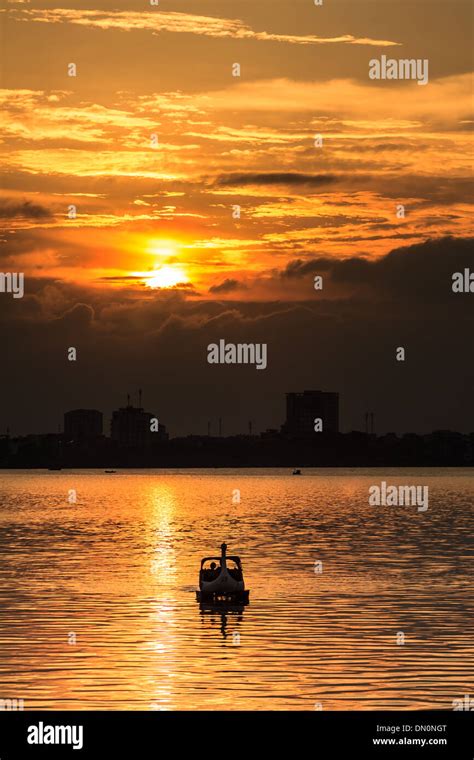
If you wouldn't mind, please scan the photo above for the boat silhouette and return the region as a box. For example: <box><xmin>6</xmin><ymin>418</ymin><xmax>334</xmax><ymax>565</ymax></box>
<box><xmin>196</xmin><ymin>543</ymin><xmax>249</xmax><ymax>604</ymax></box>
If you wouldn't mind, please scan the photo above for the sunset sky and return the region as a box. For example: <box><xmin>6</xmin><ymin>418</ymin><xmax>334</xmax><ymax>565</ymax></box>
<box><xmin>1</xmin><ymin>0</ymin><xmax>473</xmax><ymax>436</ymax></box>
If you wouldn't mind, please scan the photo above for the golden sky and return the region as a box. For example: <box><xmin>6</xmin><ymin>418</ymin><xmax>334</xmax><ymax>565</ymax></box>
<box><xmin>1</xmin><ymin>0</ymin><xmax>473</xmax><ymax>300</ymax></box>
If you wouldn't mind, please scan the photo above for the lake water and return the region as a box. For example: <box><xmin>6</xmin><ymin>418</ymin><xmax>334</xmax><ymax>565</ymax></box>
<box><xmin>0</xmin><ymin>468</ymin><xmax>472</xmax><ymax>710</ymax></box>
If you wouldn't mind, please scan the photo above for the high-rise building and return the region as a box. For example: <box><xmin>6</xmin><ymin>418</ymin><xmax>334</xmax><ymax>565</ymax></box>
<box><xmin>282</xmin><ymin>390</ymin><xmax>339</xmax><ymax>435</ymax></box>
<box><xmin>111</xmin><ymin>393</ymin><xmax>168</xmax><ymax>446</ymax></box>
<box><xmin>64</xmin><ymin>409</ymin><xmax>103</xmax><ymax>441</ymax></box>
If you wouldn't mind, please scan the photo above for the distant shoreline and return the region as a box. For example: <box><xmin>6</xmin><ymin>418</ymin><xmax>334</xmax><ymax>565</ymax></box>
<box><xmin>1</xmin><ymin>463</ymin><xmax>472</xmax><ymax>471</ymax></box>
<box><xmin>2</xmin><ymin>430</ymin><xmax>472</xmax><ymax>469</ymax></box>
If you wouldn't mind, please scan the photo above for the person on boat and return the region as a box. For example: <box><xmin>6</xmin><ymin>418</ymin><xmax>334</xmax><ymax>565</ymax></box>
<box><xmin>203</xmin><ymin>561</ymin><xmax>219</xmax><ymax>581</ymax></box>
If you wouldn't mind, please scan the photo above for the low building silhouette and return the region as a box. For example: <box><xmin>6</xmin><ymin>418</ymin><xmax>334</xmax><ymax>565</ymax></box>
<box><xmin>64</xmin><ymin>409</ymin><xmax>103</xmax><ymax>442</ymax></box>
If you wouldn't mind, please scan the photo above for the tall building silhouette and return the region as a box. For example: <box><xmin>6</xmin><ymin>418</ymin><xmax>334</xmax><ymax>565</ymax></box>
<box><xmin>111</xmin><ymin>393</ymin><xmax>167</xmax><ymax>446</ymax></box>
<box><xmin>282</xmin><ymin>391</ymin><xmax>339</xmax><ymax>435</ymax></box>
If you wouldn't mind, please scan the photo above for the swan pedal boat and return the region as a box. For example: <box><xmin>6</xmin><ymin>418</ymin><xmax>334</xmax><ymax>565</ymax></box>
<box><xmin>196</xmin><ymin>543</ymin><xmax>249</xmax><ymax>604</ymax></box>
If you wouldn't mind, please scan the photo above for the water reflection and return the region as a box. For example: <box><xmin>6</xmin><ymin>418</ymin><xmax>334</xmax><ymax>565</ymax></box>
<box><xmin>0</xmin><ymin>468</ymin><xmax>472</xmax><ymax>710</ymax></box>
<box><xmin>199</xmin><ymin>604</ymin><xmax>246</xmax><ymax>640</ymax></box>
<box><xmin>149</xmin><ymin>485</ymin><xmax>176</xmax><ymax>581</ymax></box>
<box><xmin>148</xmin><ymin>486</ymin><xmax>176</xmax><ymax>710</ymax></box>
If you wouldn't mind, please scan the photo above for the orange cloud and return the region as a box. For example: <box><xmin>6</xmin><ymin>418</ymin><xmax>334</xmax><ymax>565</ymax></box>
<box><xmin>5</xmin><ymin>8</ymin><xmax>400</xmax><ymax>46</ymax></box>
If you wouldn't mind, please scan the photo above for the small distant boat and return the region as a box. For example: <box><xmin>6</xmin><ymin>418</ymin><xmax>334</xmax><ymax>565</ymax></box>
<box><xmin>48</xmin><ymin>466</ymin><xmax>62</xmax><ymax>471</ymax></box>
<box><xmin>196</xmin><ymin>543</ymin><xmax>249</xmax><ymax>604</ymax></box>
<box><xmin>292</xmin><ymin>468</ymin><xmax>301</xmax><ymax>475</ymax></box>
<box><xmin>104</xmin><ymin>470</ymin><xmax>116</xmax><ymax>473</ymax></box>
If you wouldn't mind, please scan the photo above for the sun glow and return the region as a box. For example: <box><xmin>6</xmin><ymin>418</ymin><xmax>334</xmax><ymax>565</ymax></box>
<box><xmin>147</xmin><ymin>239</ymin><xmax>178</xmax><ymax>258</ymax></box>
<box><xmin>145</xmin><ymin>266</ymin><xmax>188</xmax><ymax>289</ymax></box>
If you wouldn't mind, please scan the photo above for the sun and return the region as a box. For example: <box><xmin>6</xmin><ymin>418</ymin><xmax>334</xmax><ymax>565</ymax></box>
<box><xmin>145</xmin><ymin>265</ymin><xmax>187</xmax><ymax>289</ymax></box>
